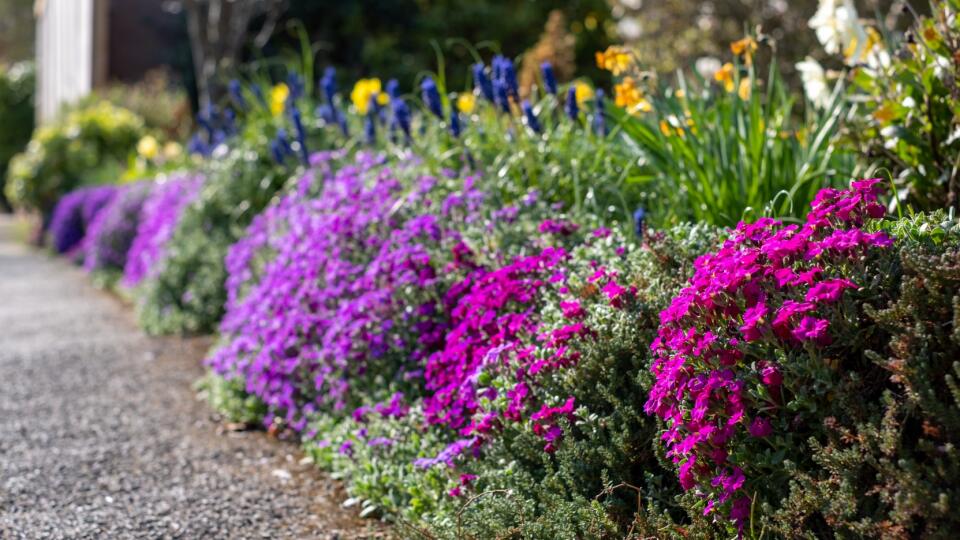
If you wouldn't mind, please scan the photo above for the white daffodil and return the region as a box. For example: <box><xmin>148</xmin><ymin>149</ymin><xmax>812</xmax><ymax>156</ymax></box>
<box><xmin>809</xmin><ymin>0</ymin><xmax>861</xmax><ymax>55</ymax></box>
<box><xmin>796</xmin><ymin>57</ymin><xmax>831</xmax><ymax>109</ymax></box>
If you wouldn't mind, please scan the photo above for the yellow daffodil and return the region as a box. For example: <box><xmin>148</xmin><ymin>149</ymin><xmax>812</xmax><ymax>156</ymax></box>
<box><xmin>595</xmin><ymin>46</ymin><xmax>633</xmax><ymax>76</ymax></box>
<box><xmin>738</xmin><ymin>78</ymin><xmax>752</xmax><ymax>100</ymax></box>
<box><xmin>614</xmin><ymin>77</ymin><xmax>652</xmax><ymax>115</ymax></box>
<box><xmin>456</xmin><ymin>93</ymin><xmax>476</xmax><ymax>114</ymax></box>
<box><xmin>730</xmin><ymin>36</ymin><xmax>759</xmax><ymax>66</ymax></box>
<box><xmin>714</xmin><ymin>62</ymin><xmax>735</xmax><ymax>92</ymax></box>
<box><xmin>137</xmin><ymin>135</ymin><xmax>159</xmax><ymax>160</ymax></box>
<box><xmin>685</xmin><ymin>114</ymin><xmax>697</xmax><ymax>135</ymax></box>
<box><xmin>351</xmin><ymin>78</ymin><xmax>384</xmax><ymax>115</ymax></box>
<box><xmin>269</xmin><ymin>83</ymin><xmax>290</xmax><ymax>117</ymax></box>
<box><xmin>574</xmin><ymin>81</ymin><xmax>595</xmax><ymax>105</ymax></box>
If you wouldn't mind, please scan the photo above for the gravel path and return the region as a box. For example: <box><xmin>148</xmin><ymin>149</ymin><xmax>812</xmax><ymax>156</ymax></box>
<box><xmin>0</xmin><ymin>217</ymin><xmax>385</xmax><ymax>539</ymax></box>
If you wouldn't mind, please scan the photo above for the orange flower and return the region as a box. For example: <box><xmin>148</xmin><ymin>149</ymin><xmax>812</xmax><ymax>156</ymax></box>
<box><xmin>730</xmin><ymin>36</ymin><xmax>759</xmax><ymax>66</ymax></box>
<box><xmin>714</xmin><ymin>63</ymin><xmax>735</xmax><ymax>92</ymax></box>
<box><xmin>595</xmin><ymin>46</ymin><xmax>633</xmax><ymax>75</ymax></box>
<box><xmin>614</xmin><ymin>77</ymin><xmax>652</xmax><ymax>115</ymax></box>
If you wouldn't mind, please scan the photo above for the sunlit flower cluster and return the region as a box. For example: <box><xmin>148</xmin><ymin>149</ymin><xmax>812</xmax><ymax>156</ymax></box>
<box><xmin>646</xmin><ymin>179</ymin><xmax>891</xmax><ymax>531</ymax></box>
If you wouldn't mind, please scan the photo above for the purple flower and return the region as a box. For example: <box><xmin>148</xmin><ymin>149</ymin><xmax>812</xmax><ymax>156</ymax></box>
<box><xmin>123</xmin><ymin>174</ymin><xmax>203</xmax><ymax>286</ymax></box>
<box><xmin>83</xmin><ymin>183</ymin><xmax>152</xmax><ymax>273</ymax></box>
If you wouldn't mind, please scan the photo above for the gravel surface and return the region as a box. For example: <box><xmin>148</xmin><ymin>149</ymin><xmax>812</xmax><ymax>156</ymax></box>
<box><xmin>0</xmin><ymin>217</ymin><xmax>386</xmax><ymax>539</ymax></box>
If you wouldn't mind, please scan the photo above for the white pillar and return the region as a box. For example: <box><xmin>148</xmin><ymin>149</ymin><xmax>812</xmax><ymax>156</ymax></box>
<box><xmin>35</xmin><ymin>0</ymin><xmax>95</xmax><ymax>123</ymax></box>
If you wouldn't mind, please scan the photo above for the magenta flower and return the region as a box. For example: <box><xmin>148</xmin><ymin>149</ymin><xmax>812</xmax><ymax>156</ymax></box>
<box><xmin>792</xmin><ymin>316</ymin><xmax>831</xmax><ymax>345</ymax></box>
<box><xmin>748</xmin><ymin>416</ymin><xmax>773</xmax><ymax>437</ymax></box>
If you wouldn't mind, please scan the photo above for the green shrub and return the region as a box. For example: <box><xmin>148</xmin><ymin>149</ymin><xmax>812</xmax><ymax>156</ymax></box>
<box><xmin>0</xmin><ymin>61</ymin><xmax>34</xmax><ymax>211</ymax></box>
<box><xmin>756</xmin><ymin>211</ymin><xmax>960</xmax><ymax>538</ymax></box>
<box><xmin>5</xmin><ymin>100</ymin><xmax>145</xmax><ymax>216</ymax></box>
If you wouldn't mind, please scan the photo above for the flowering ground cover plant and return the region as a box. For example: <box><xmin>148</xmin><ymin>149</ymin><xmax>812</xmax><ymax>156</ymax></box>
<box><xmin>207</xmin><ymin>152</ymin><xmax>457</xmax><ymax>430</ymax></box>
<box><xmin>47</xmin><ymin>185</ymin><xmax>117</xmax><ymax>256</ymax></box>
<box><xmin>647</xmin><ymin>179</ymin><xmax>960</xmax><ymax>537</ymax></box>
<box><xmin>123</xmin><ymin>173</ymin><xmax>204</xmax><ymax>287</ymax></box>
<box><xmin>82</xmin><ymin>182</ymin><xmax>152</xmax><ymax>278</ymax></box>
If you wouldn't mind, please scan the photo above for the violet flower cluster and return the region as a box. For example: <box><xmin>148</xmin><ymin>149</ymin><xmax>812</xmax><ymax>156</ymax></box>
<box><xmin>208</xmin><ymin>153</ymin><xmax>457</xmax><ymax>432</ymax></box>
<box><xmin>644</xmin><ymin>179</ymin><xmax>892</xmax><ymax>531</ymax></box>
<box><xmin>123</xmin><ymin>174</ymin><xmax>204</xmax><ymax>286</ymax></box>
<box><xmin>83</xmin><ymin>182</ymin><xmax>152</xmax><ymax>273</ymax></box>
<box><xmin>48</xmin><ymin>185</ymin><xmax>118</xmax><ymax>256</ymax></box>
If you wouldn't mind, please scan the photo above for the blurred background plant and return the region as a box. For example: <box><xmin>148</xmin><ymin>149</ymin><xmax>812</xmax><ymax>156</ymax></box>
<box><xmin>0</xmin><ymin>61</ymin><xmax>34</xmax><ymax>212</ymax></box>
<box><xmin>4</xmin><ymin>101</ymin><xmax>145</xmax><ymax>223</ymax></box>
<box><xmin>93</xmin><ymin>69</ymin><xmax>194</xmax><ymax>142</ymax></box>
<box><xmin>608</xmin><ymin>0</ymin><xmax>909</xmax><ymax>81</ymax></box>
<box><xmin>842</xmin><ymin>0</ymin><xmax>960</xmax><ymax>212</ymax></box>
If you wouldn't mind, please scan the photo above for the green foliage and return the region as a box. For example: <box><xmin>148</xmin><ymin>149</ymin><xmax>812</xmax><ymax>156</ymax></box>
<box><xmin>848</xmin><ymin>0</ymin><xmax>960</xmax><ymax>211</ymax></box>
<box><xmin>0</xmin><ymin>61</ymin><xmax>33</xmax><ymax>211</ymax></box>
<box><xmin>196</xmin><ymin>372</ymin><xmax>267</xmax><ymax>425</ymax></box>
<box><xmin>4</xmin><ymin>101</ymin><xmax>145</xmax><ymax>215</ymax></box>
<box><xmin>613</xmin><ymin>57</ymin><xmax>855</xmax><ymax>227</ymax></box>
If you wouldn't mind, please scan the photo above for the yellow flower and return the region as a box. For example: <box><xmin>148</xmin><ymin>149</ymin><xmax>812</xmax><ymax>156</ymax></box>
<box><xmin>738</xmin><ymin>78</ymin><xmax>752</xmax><ymax>100</ymax></box>
<box><xmin>659</xmin><ymin>120</ymin><xmax>672</xmax><ymax>137</ymax></box>
<box><xmin>456</xmin><ymin>93</ymin><xmax>476</xmax><ymax>114</ymax></box>
<box><xmin>659</xmin><ymin>116</ymin><xmax>686</xmax><ymax>138</ymax></box>
<box><xmin>595</xmin><ymin>46</ymin><xmax>633</xmax><ymax>75</ymax></box>
<box><xmin>714</xmin><ymin>63</ymin><xmax>735</xmax><ymax>92</ymax></box>
<box><xmin>614</xmin><ymin>77</ymin><xmax>652</xmax><ymax>115</ymax></box>
<box><xmin>163</xmin><ymin>141</ymin><xmax>182</xmax><ymax>160</ymax></box>
<box><xmin>269</xmin><ymin>83</ymin><xmax>290</xmax><ymax>117</ymax></box>
<box><xmin>351</xmin><ymin>78</ymin><xmax>384</xmax><ymax>115</ymax></box>
<box><xmin>574</xmin><ymin>81</ymin><xmax>595</xmax><ymax>105</ymax></box>
<box><xmin>730</xmin><ymin>36</ymin><xmax>759</xmax><ymax>66</ymax></box>
<box><xmin>137</xmin><ymin>135</ymin><xmax>159</xmax><ymax>160</ymax></box>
